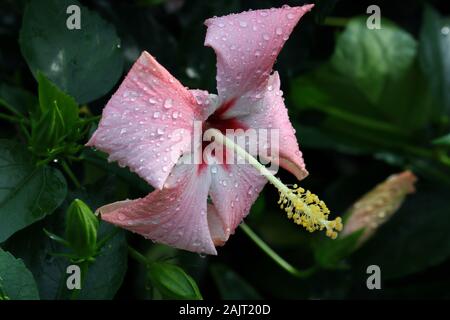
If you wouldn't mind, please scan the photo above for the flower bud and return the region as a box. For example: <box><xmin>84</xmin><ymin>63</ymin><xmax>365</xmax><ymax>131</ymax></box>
<box><xmin>341</xmin><ymin>171</ymin><xmax>417</xmax><ymax>246</ymax></box>
<box><xmin>65</xmin><ymin>199</ymin><xmax>99</xmax><ymax>259</ymax></box>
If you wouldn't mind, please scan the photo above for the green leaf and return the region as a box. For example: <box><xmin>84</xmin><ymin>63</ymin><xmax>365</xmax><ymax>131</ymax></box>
<box><xmin>0</xmin><ymin>248</ymin><xmax>39</xmax><ymax>300</ymax></box>
<box><xmin>291</xmin><ymin>17</ymin><xmax>435</xmax><ymax>153</ymax></box>
<box><xmin>331</xmin><ymin>18</ymin><xmax>417</xmax><ymax>105</ymax></box>
<box><xmin>432</xmin><ymin>133</ymin><xmax>450</xmax><ymax>146</ymax></box>
<box><xmin>351</xmin><ymin>184</ymin><xmax>450</xmax><ymax>279</ymax></box>
<box><xmin>19</xmin><ymin>0</ymin><xmax>123</xmax><ymax>104</ymax></box>
<box><xmin>419</xmin><ymin>5</ymin><xmax>450</xmax><ymax>115</ymax></box>
<box><xmin>313</xmin><ymin>230</ymin><xmax>364</xmax><ymax>269</ymax></box>
<box><xmin>37</xmin><ymin>72</ymin><xmax>78</xmax><ymax>130</ymax></box>
<box><xmin>210</xmin><ymin>263</ymin><xmax>262</xmax><ymax>299</ymax></box>
<box><xmin>0</xmin><ymin>139</ymin><xmax>67</xmax><ymax>242</ymax></box>
<box><xmin>30</xmin><ymin>73</ymin><xmax>81</xmax><ymax>156</ymax></box>
<box><xmin>148</xmin><ymin>261</ymin><xmax>202</xmax><ymax>300</ymax></box>
<box><xmin>0</xmin><ymin>84</ymin><xmax>37</xmax><ymax>117</ymax></box>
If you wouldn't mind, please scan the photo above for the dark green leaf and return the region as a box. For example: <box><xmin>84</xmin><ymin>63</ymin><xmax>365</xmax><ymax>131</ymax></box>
<box><xmin>0</xmin><ymin>84</ymin><xmax>37</xmax><ymax>117</ymax></box>
<box><xmin>331</xmin><ymin>18</ymin><xmax>417</xmax><ymax>105</ymax></box>
<box><xmin>0</xmin><ymin>139</ymin><xmax>67</xmax><ymax>242</ymax></box>
<box><xmin>313</xmin><ymin>230</ymin><xmax>364</xmax><ymax>269</ymax></box>
<box><xmin>291</xmin><ymin>17</ymin><xmax>435</xmax><ymax>154</ymax></box>
<box><xmin>0</xmin><ymin>248</ymin><xmax>39</xmax><ymax>300</ymax></box>
<box><xmin>19</xmin><ymin>0</ymin><xmax>123</xmax><ymax>103</ymax></box>
<box><xmin>77</xmin><ymin>222</ymin><xmax>127</xmax><ymax>300</ymax></box>
<box><xmin>419</xmin><ymin>6</ymin><xmax>450</xmax><ymax>115</ymax></box>
<box><xmin>210</xmin><ymin>263</ymin><xmax>262</xmax><ymax>299</ymax></box>
<box><xmin>148</xmin><ymin>261</ymin><xmax>202</xmax><ymax>300</ymax></box>
<box><xmin>351</xmin><ymin>184</ymin><xmax>450</xmax><ymax>279</ymax></box>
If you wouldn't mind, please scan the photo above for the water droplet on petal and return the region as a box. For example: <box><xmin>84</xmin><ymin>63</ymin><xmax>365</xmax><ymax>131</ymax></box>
<box><xmin>239</xmin><ymin>21</ymin><xmax>248</xmax><ymax>28</ymax></box>
<box><xmin>276</xmin><ymin>27</ymin><xmax>283</xmax><ymax>35</ymax></box>
<box><xmin>153</xmin><ymin>111</ymin><xmax>160</xmax><ymax>119</ymax></box>
<box><xmin>287</xmin><ymin>12</ymin><xmax>295</xmax><ymax>20</ymax></box>
<box><xmin>164</xmin><ymin>98</ymin><xmax>173</xmax><ymax>109</ymax></box>
<box><xmin>263</xmin><ymin>34</ymin><xmax>270</xmax><ymax>41</ymax></box>
<box><xmin>211</xmin><ymin>166</ymin><xmax>218</xmax><ymax>174</ymax></box>
<box><xmin>149</xmin><ymin>98</ymin><xmax>156</xmax><ymax>104</ymax></box>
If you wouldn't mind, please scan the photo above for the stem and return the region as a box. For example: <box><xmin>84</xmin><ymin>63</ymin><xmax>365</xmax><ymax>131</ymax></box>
<box><xmin>0</xmin><ymin>113</ymin><xmax>23</xmax><ymax>123</ymax></box>
<box><xmin>322</xmin><ymin>17</ymin><xmax>350</xmax><ymax>27</ymax></box>
<box><xmin>128</xmin><ymin>246</ymin><xmax>150</xmax><ymax>266</ymax></box>
<box><xmin>70</xmin><ymin>261</ymin><xmax>90</xmax><ymax>300</ymax></box>
<box><xmin>61</xmin><ymin>160</ymin><xmax>82</xmax><ymax>189</ymax></box>
<box><xmin>240</xmin><ymin>223</ymin><xmax>316</xmax><ymax>278</ymax></box>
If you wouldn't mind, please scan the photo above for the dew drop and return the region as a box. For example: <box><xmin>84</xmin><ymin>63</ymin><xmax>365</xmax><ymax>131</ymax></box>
<box><xmin>239</xmin><ymin>21</ymin><xmax>248</xmax><ymax>28</ymax></box>
<box><xmin>276</xmin><ymin>27</ymin><xmax>283</xmax><ymax>35</ymax></box>
<box><xmin>263</xmin><ymin>34</ymin><xmax>270</xmax><ymax>41</ymax></box>
<box><xmin>287</xmin><ymin>12</ymin><xmax>295</xmax><ymax>20</ymax></box>
<box><xmin>118</xmin><ymin>214</ymin><xmax>126</xmax><ymax>221</ymax></box>
<box><xmin>163</xmin><ymin>98</ymin><xmax>173</xmax><ymax>109</ymax></box>
<box><xmin>211</xmin><ymin>166</ymin><xmax>218</xmax><ymax>174</ymax></box>
<box><xmin>149</xmin><ymin>98</ymin><xmax>156</xmax><ymax>104</ymax></box>
<box><xmin>153</xmin><ymin>111</ymin><xmax>160</xmax><ymax>119</ymax></box>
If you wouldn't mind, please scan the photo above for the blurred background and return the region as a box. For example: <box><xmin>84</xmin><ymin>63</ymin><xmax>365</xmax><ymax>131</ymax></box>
<box><xmin>1</xmin><ymin>0</ymin><xmax>450</xmax><ymax>299</ymax></box>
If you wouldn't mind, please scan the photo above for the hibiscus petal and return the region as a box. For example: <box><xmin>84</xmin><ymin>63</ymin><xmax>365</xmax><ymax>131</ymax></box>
<box><xmin>205</xmin><ymin>4</ymin><xmax>313</xmax><ymax>102</ymax></box>
<box><xmin>87</xmin><ymin>51</ymin><xmax>202</xmax><ymax>189</ymax></box>
<box><xmin>236</xmin><ymin>72</ymin><xmax>308</xmax><ymax>180</ymax></box>
<box><xmin>97</xmin><ymin>163</ymin><xmax>218</xmax><ymax>255</ymax></box>
<box><xmin>207</xmin><ymin>161</ymin><xmax>267</xmax><ymax>241</ymax></box>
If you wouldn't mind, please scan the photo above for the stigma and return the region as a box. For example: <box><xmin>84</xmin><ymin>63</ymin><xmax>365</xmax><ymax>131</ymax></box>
<box><xmin>277</xmin><ymin>183</ymin><xmax>342</xmax><ymax>239</ymax></box>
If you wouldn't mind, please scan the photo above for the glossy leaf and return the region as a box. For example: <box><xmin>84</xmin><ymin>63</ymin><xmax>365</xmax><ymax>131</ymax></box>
<box><xmin>0</xmin><ymin>248</ymin><xmax>39</xmax><ymax>300</ymax></box>
<box><xmin>419</xmin><ymin>6</ymin><xmax>450</xmax><ymax>115</ymax></box>
<box><xmin>0</xmin><ymin>140</ymin><xmax>67</xmax><ymax>242</ymax></box>
<box><xmin>19</xmin><ymin>0</ymin><xmax>123</xmax><ymax>103</ymax></box>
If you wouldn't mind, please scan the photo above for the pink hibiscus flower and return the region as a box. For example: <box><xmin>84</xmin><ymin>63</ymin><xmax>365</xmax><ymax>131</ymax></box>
<box><xmin>87</xmin><ymin>4</ymin><xmax>342</xmax><ymax>255</ymax></box>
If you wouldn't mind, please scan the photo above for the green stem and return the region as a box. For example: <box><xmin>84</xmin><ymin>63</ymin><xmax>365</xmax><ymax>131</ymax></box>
<box><xmin>128</xmin><ymin>246</ymin><xmax>150</xmax><ymax>266</ymax></box>
<box><xmin>322</xmin><ymin>17</ymin><xmax>350</xmax><ymax>27</ymax></box>
<box><xmin>70</xmin><ymin>261</ymin><xmax>90</xmax><ymax>300</ymax></box>
<box><xmin>240</xmin><ymin>223</ymin><xmax>316</xmax><ymax>279</ymax></box>
<box><xmin>61</xmin><ymin>160</ymin><xmax>82</xmax><ymax>189</ymax></box>
<box><xmin>0</xmin><ymin>112</ymin><xmax>23</xmax><ymax>123</ymax></box>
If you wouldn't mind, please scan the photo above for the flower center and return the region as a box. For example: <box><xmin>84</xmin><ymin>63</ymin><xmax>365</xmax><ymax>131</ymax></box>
<box><xmin>205</xmin><ymin>128</ymin><xmax>342</xmax><ymax>239</ymax></box>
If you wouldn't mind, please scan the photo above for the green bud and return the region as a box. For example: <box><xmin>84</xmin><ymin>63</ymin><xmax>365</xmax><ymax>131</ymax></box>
<box><xmin>147</xmin><ymin>262</ymin><xmax>202</xmax><ymax>300</ymax></box>
<box><xmin>65</xmin><ymin>199</ymin><xmax>99</xmax><ymax>259</ymax></box>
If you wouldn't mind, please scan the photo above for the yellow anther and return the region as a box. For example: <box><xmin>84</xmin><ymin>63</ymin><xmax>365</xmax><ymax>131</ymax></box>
<box><xmin>276</xmin><ymin>182</ymin><xmax>342</xmax><ymax>239</ymax></box>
